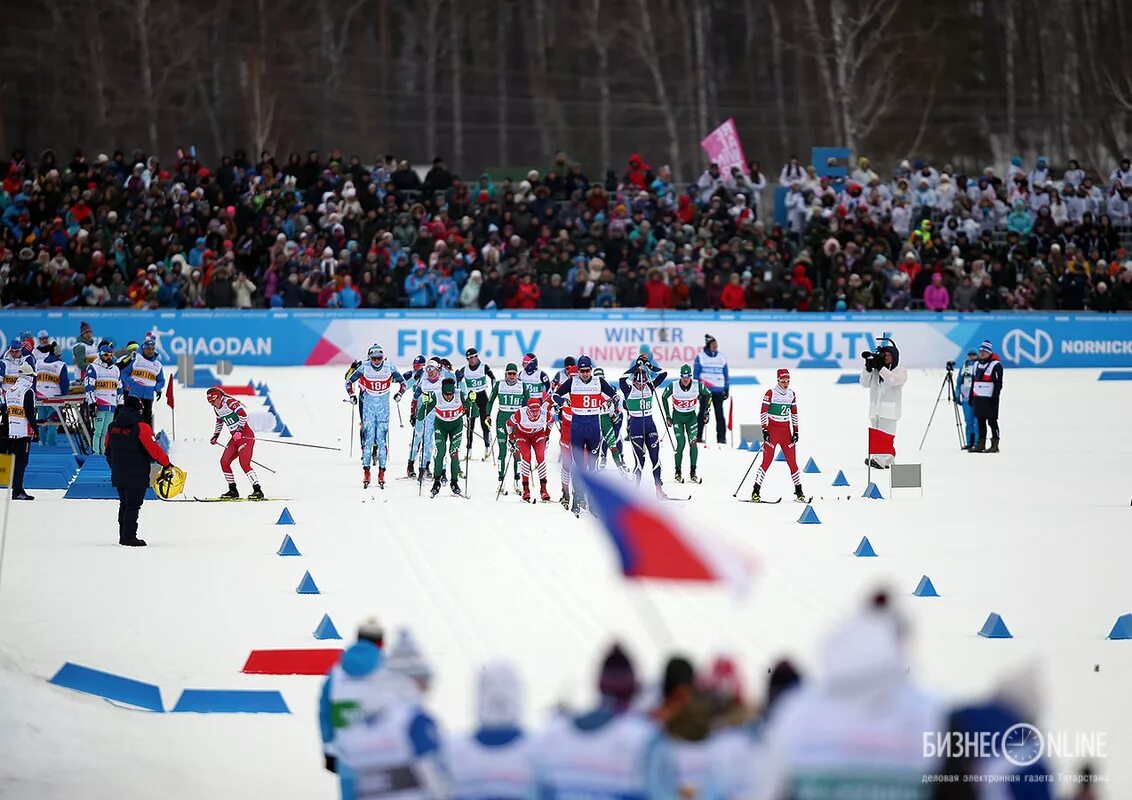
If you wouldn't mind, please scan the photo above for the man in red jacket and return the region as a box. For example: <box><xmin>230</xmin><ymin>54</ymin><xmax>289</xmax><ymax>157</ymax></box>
<box><xmin>643</xmin><ymin>268</ymin><xmax>673</xmax><ymax>309</ymax></box>
<box><xmin>105</xmin><ymin>395</ymin><xmax>172</xmax><ymax>546</ymax></box>
<box><xmin>513</xmin><ymin>272</ymin><xmax>541</xmax><ymax>309</ymax></box>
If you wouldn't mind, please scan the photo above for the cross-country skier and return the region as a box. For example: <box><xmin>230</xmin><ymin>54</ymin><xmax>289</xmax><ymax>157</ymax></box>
<box><xmin>593</xmin><ymin>367</ymin><xmax>628</xmax><ymax>474</ymax></box>
<box><xmin>408</xmin><ymin>358</ymin><xmax>445</xmax><ymax>479</ymax></box>
<box><xmin>619</xmin><ymin>356</ymin><xmax>669</xmax><ymax>498</ymax></box>
<box><xmin>417</xmin><ymin>377</ymin><xmax>469</xmax><ymax>497</ymax></box>
<box><xmin>487</xmin><ymin>362</ymin><xmax>528</xmax><ymax>493</ymax></box>
<box><xmin>84</xmin><ymin>343</ymin><xmax>122</xmax><ymax>454</ymax></box>
<box><xmin>207</xmin><ymin>386</ymin><xmax>263</xmax><ymax>499</ymax></box>
<box><xmin>555</xmin><ymin>394</ymin><xmax>573</xmax><ymax>507</ymax></box>
<box><xmin>751</xmin><ymin>368</ymin><xmax>805</xmax><ymax>503</ymax></box>
<box><xmin>346</xmin><ymin>344</ymin><xmax>406</xmax><ymax>488</ymax></box>
<box><xmin>551</xmin><ymin>356</ymin><xmax>577</xmax><ymax>391</ymax></box>
<box><xmin>507</xmin><ymin>395</ymin><xmax>554</xmax><ymax>502</ymax></box>
<box><xmin>554</xmin><ymin>355</ymin><xmax>617</xmax><ymax>514</ymax></box>
<box><xmin>520</xmin><ymin>352</ymin><xmax>550</xmax><ymax>399</ymax></box>
<box><xmin>401</xmin><ymin>355</ymin><xmax>425</xmax><ymax>476</ymax></box>
<box><xmin>661</xmin><ymin>364</ymin><xmax>712</xmax><ymax>484</ymax></box>
<box><xmin>120</xmin><ymin>335</ymin><xmax>166</xmax><ymax>426</ymax></box>
<box><xmin>456</xmin><ymin>347</ymin><xmax>495</xmax><ymax>459</ymax></box>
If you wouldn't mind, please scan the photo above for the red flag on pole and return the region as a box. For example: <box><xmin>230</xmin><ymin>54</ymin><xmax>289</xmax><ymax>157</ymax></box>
<box><xmin>166</xmin><ymin>377</ymin><xmax>175</xmax><ymax>408</ymax></box>
<box><xmin>727</xmin><ymin>398</ymin><xmax>733</xmax><ymax>431</ymax></box>
<box><xmin>868</xmin><ymin>427</ymin><xmax>896</xmax><ymax>457</ymax></box>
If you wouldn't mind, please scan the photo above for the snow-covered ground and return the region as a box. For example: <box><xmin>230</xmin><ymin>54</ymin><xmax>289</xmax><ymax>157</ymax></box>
<box><xmin>0</xmin><ymin>365</ymin><xmax>1128</xmax><ymax>798</ymax></box>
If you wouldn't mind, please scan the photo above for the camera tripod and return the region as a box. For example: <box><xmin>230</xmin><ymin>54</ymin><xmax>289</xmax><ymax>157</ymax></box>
<box><xmin>919</xmin><ymin>366</ymin><xmax>966</xmax><ymax>450</ymax></box>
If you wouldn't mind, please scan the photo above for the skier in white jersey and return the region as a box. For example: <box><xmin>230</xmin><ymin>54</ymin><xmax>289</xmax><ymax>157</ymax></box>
<box><xmin>409</xmin><ymin>358</ymin><xmax>446</xmax><ymax>480</ymax></box>
<box><xmin>448</xmin><ymin>661</ymin><xmax>535</xmax><ymax>800</ymax></box>
<box><xmin>532</xmin><ymin>643</ymin><xmax>676</xmax><ymax>798</ymax></box>
<box><xmin>456</xmin><ymin>347</ymin><xmax>496</xmax><ymax>459</ymax></box>
<box><xmin>552</xmin><ymin>355</ymin><xmax>617</xmax><ymax>515</ymax></box>
<box><xmin>84</xmin><ymin>343</ymin><xmax>122</xmax><ymax>455</ymax></box>
<box><xmin>519</xmin><ymin>352</ymin><xmax>550</xmax><ymax>399</ymax></box>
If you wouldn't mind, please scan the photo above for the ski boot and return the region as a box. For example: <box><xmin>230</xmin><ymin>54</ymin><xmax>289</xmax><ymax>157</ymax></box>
<box><xmin>419</xmin><ymin>463</ymin><xmax>430</xmax><ymax>480</ymax></box>
<box><xmin>521</xmin><ymin>478</ymin><xmax>531</xmax><ymax>502</ymax></box>
<box><xmin>674</xmin><ymin>469</ymin><xmax>683</xmax><ymax>484</ymax></box>
<box><xmin>689</xmin><ymin>468</ymin><xmax>702</xmax><ymax>484</ymax></box>
<box><xmin>407</xmin><ymin>460</ymin><xmax>416</xmax><ymax>478</ymax></box>
<box><xmin>377</xmin><ymin>467</ymin><xmax>385</xmax><ymax>488</ymax></box>
<box><xmin>363</xmin><ymin>467</ymin><xmax>371</xmax><ymax>488</ymax></box>
<box><xmin>514</xmin><ymin>475</ymin><xmax>522</xmax><ymax>495</ymax></box>
<box><xmin>560</xmin><ymin>486</ymin><xmax>571</xmax><ymax>509</ymax></box>
<box><xmin>570</xmin><ymin>495</ymin><xmax>583</xmax><ymax>516</ymax></box>
<box><xmin>440</xmin><ymin>469</ymin><xmax>447</xmax><ymax>482</ymax></box>
<box><xmin>794</xmin><ymin>484</ymin><xmax>806</xmax><ymax>503</ymax></box>
<box><xmin>987</xmin><ymin>438</ymin><xmax>1000</xmax><ymax>453</ymax></box>
<box><xmin>655</xmin><ymin>483</ymin><xmax>668</xmax><ymax>500</ymax></box>
<box><xmin>249</xmin><ymin>484</ymin><xmax>265</xmax><ymax>500</ymax></box>
<box><xmin>750</xmin><ymin>483</ymin><xmax>762</xmax><ymax>503</ymax></box>
<box><xmin>119</xmin><ymin>536</ymin><xmax>147</xmax><ymax>547</ymax></box>
<box><xmin>450</xmin><ymin>478</ymin><xmax>462</xmax><ymax>496</ymax></box>
<box><xmin>220</xmin><ymin>482</ymin><xmax>240</xmax><ymax>499</ymax></box>
<box><xmin>539</xmin><ymin>479</ymin><xmax>551</xmax><ymax>502</ymax></box>
<box><xmin>430</xmin><ymin>477</ymin><xmax>441</xmax><ymax>498</ymax></box>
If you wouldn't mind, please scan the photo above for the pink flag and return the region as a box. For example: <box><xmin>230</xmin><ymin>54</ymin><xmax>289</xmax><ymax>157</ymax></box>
<box><xmin>700</xmin><ymin>118</ymin><xmax>749</xmax><ymax>176</ymax></box>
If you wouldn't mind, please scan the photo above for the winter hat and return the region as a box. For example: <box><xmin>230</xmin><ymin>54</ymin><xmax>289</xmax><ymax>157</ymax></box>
<box><xmin>598</xmin><ymin>643</ymin><xmax>637</xmax><ymax>705</ymax></box>
<box><xmin>979</xmin><ymin>339</ymin><xmax>993</xmax><ymax>353</ymax></box>
<box><xmin>704</xmin><ymin>334</ymin><xmax>717</xmax><ymax>347</ymax></box>
<box><xmin>505</xmin><ymin>362</ymin><xmax>518</xmax><ymax>373</ymax></box>
<box><xmin>476</xmin><ymin>661</ymin><xmax>523</xmax><ymax>729</ymax></box>
<box><xmin>80</xmin><ymin>321</ymin><xmax>93</xmax><ymax>335</ymax></box>
<box><xmin>36</xmin><ymin>329</ymin><xmax>48</xmax><ymax>339</ymax></box>
<box><xmin>357</xmin><ymin>616</ymin><xmax>385</xmax><ymax>646</ymax></box>
<box><xmin>679</xmin><ymin>364</ymin><xmax>692</xmax><ymax>378</ymax></box>
<box><xmin>384</xmin><ymin>629</ymin><xmax>432</xmax><ymax>682</ymax></box>
<box><xmin>777</xmin><ymin>368</ymin><xmax>790</xmax><ymax>381</ymax></box>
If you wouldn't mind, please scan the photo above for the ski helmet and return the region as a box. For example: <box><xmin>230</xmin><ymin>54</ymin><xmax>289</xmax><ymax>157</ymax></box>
<box><xmin>368</xmin><ymin>344</ymin><xmax>384</xmax><ymax>360</ymax></box>
<box><xmin>679</xmin><ymin>364</ymin><xmax>692</xmax><ymax>378</ymax></box>
<box><xmin>413</xmin><ymin>354</ymin><xmax>426</xmax><ymax>368</ymax></box>
<box><xmin>576</xmin><ymin>355</ymin><xmax>593</xmax><ymax>370</ymax></box>
<box><xmin>522</xmin><ymin>353</ymin><xmax>537</xmax><ymax>371</ymax></box>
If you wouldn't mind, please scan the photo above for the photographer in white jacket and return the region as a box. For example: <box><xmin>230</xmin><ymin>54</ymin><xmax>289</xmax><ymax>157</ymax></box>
<box><xmin>859</xmin><ymin>337</ymin><xmax>908</xmax><ymax>468</ymax></box>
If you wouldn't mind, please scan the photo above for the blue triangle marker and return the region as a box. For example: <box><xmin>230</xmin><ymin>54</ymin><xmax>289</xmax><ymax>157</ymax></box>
<box><xmin>276</xmin><ymin>508</ymin><xmax>295</xmax><ymax>525</ymax></box>
<box><xmin>775</xmin><ymin>448</ymin><xmax>786</xmax><ymax>462</ymax></box>
<box><xmin>1106</xmin><ymin>613</ymin><xmax>1132</xmax><ymax>640</ymax></box>
<box><xmin>280</xmin><ymin>425</ymin><xmax>293</xmax><ymax>438</ymax></box>
<box><xmin>913</xmin><ymin>575</ymin><xmax>939</xmax><ymax>597</ymax></box>
<box><xmin>277</xmin><ymin>534</ymin><xmax>301</xmax><ymax>557</ymax></box>
<box><xmin>296</xmin><ymin>571</ymin><xmax>320</xmax><ymax>595</ymax></box>
<box><xmin>853</xmin><ymin>536</ymin><xmax>877</xmax><ymax>557</ymax></box>
<box><xmin>797</xmin><ymin>505</ymin><xmax>821</xmax><ymax>524</ymax></box>
<box><xmin>314</xmin><ymin>614</ymin><xmax>341</xmax><ymax>640</ymax></box>
<box><xmin>862</xmin><ymin>482</ymin><xmax>884</xmax><ymax>500</ymax></box>
<box><xmin>803</xmin><ymin>457</ymin><xmax>821</xmax><ymax>474</ymax></box>
<box><xmin>832</xmin><ymin>470</ymin><xmax>850</xmax><ymax>487</ymax></box>
<box><xmin>978</xmin><ymin>612</ymin><xmax>1012</xmax><ymax>639</ymax></box>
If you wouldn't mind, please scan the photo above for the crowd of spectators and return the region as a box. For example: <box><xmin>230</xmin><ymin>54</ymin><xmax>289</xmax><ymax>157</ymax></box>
<box><xmin>3</xmin><ymin>145</ymin><xmax>1132</xmax><ymax>313</ymax></box>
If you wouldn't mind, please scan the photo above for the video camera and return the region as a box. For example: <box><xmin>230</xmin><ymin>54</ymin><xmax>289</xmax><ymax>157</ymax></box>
<box><xmin>945</xmin><ymin>360</ymin><xmax>956</xmax><ymax>371</ymax></box>
<box><xmin>860</xmin><ymin>350</ymin><xmax>886</xmax><ymax>372</ymax></box>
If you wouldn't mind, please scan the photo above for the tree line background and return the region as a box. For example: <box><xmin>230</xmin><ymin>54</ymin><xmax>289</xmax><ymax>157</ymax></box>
<box><xmin>3</xmin><ymin>0</ymin><xmax>1131</xmax><ymax>180</ymax></box>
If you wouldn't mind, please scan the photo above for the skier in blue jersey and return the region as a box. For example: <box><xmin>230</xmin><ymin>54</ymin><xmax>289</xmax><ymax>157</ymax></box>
<box><xmin>346</xmin><ymin>344</ymin><xmax>406</xmax><ymax>488</ymax></box>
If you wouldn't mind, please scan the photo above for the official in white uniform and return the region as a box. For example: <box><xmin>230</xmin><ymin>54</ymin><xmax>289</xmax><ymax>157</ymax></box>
<box><xmin>859</xmin><ymin>338</ymin><xmax>907</xmax><ymax>468</ymax></box>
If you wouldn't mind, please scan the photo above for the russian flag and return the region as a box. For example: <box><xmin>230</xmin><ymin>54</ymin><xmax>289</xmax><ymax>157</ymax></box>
<box><xmin>577</xmin><ymin>462</ymin><xmax>754</xmax><ymax>589</ymax></box>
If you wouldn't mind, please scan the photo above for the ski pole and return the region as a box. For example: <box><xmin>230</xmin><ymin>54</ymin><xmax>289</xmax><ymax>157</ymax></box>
<box><xmin>463</xmin><ymin>414</ymin><xmax>472</xmax><ymax>497</ymax></box>
<box><xmin>732</xmin><ymin>450</ymin><xmax>761</xmax><ymax>497</ymax></box>
<box><xmin>348</xmin><ymin>400</ymin><xmax>355</xmax><ymax>459</ymax></box>
<box><xmin>258</xmin><ymin>439</ymin><xmax>342</xmax><ymax>452</ymax></box>
<box><xmin>495</xmin><ymin>447</ymin><xmax>510</xmax><ymax>501</ymax></box>
<box><xmin>649</xmin><ymin>383</ymin><xmax>675</xmax><ymax>450</ymax></box>
<box><xmin>251</xmin><ymin>458</ymin><xmax>276</xmax><ymax>474</ymax></box>
<box><xmin>394</xmin><ymin>393</ymin><xmax>404</xmax><ymax>428</ymax></box>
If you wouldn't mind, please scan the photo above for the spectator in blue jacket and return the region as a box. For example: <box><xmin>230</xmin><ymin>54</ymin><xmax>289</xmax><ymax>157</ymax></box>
<box><xmin>404</xmin><ymin>259</ymin><xmax>434</xmax><ymax>308</ymax></box>
<box><xmin>1007</xmin><ymin>200</ymin><xmax>1033</xmax><ymax>236</ymax></box>
<box><xmin>337</xmin><ymin>276</ymin><xmax>361</xmax><ymax>309</ymax></box>
<box><xmin>693</xmin><ymin>333</ymin><xmax>730</xmax><ymax>444</ymax></box>
<box><xmin>433</xmin><ymin>270</ymin><xmax>459</xmax><ymax>309</ymax></box>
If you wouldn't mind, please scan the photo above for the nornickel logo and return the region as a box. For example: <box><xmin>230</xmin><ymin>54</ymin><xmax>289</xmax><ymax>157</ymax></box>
<box><xmin>1001</xmin><ymin>328</ymin><xmax>1053</xmax><ymax>365</ymax></box>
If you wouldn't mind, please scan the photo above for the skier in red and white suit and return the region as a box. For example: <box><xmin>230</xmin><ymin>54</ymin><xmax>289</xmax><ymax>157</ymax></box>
<box><xmin>207</xmin><ymin>387</ymin><xmax>263</xmax><ymax>499</ymax></box>
<box><xmin>750</xmin><ymin>368</ymin><xmax>805</xmax><ymax>503</ymax></box>
<box><xmin>506</xmin><ymin>395</ymin><xmax>554</xmax><ymax>502</ymax></box>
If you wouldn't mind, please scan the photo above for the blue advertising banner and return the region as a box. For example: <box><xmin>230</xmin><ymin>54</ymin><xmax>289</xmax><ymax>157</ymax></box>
<box><xmin>2</xmin><ymin>309</ymin><xmax>1130</xmax><ymax>369</ymax></box>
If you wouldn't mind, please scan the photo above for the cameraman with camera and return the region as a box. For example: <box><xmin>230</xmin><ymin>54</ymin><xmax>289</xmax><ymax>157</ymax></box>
<box><xmin>859</xmin><ymin>338</ymin><xmax>908</xmax><ymax>468</ymax></box>
<box><xmin>953</xmin><ymin>350</ymin><xmax>979</xmax><ymax>450</ymax></box>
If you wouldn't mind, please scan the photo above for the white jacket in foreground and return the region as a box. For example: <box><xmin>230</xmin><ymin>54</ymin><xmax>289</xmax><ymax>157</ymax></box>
<box><xmin>859</xmin><ymin>365</ymin><xmax>908</xmax><ymax>420</ymax></box>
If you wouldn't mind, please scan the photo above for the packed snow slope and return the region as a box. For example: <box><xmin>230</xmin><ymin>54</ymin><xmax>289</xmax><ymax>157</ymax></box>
<box><xmin>0</xmin><ymin>366</ymin><xmax>1128</xmax><ymax>798</ymax></box>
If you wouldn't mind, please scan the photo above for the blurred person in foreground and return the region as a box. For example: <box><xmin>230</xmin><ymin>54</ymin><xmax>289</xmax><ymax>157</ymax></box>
<box><xmin>448</xmin><ymin>661</ymin><xmax>534</xmax><ymax>799</ymax></box>
<box><xmin>532</xmin><ymin>643</ymin><xmax>677</xmax><ymax>798</ymax></box>
<box><xmin>319</xmin><ymin>620</ymin><xmax>449</xmax><ymax>800</ymax></box>
<box><xmin>755</xmin><ymin>593</ymin><xmax>945</xmax><ymax>799</ymax></box>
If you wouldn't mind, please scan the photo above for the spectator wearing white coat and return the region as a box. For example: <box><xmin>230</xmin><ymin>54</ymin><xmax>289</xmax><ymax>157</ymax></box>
<box><xmin>459</xmin><ymin>269</ymin><xmax>482</xmax><ymax>309</ymax></box>
<box><xmin>1063</xmin><ymin>159</ymin><xmax>1086</xmax><ymax>188</ymax></box>
<box><xmin>778</xmin><ymin>155</ymin><xmax>805</xmax><ymax>187</ymax></box>
<box><xmin>696</xmin><ymin>163</ymin><xmax>725</xmax><ymax>206</ymax></box>
<box><xmin>1109</xmin><ymin>157</ymin><xmax>1132</xmax><ymax>188</ymax></box>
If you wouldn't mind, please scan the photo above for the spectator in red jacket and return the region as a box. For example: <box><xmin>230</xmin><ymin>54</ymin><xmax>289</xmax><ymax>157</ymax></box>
<box><xmin>644</xmin><ymin>268</ymin><xmax>673</xmax><ymax>309</ymax></box>
<box><xmin>513</xmin><ymin>272</ymin><xmax>541</xmax><ymax>309</ymax></box>
<box><xmin>790</xmin><ymin>263</ymin><xmax>814</xmax><ymax>311</ymax></box>
<box><xmin>720</xmin><ymin>272</ymin><xmax>746</xmax><ymax>310</ymax></box>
